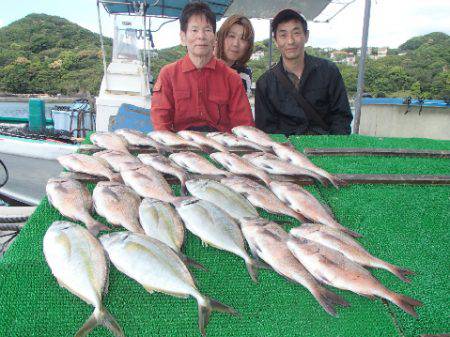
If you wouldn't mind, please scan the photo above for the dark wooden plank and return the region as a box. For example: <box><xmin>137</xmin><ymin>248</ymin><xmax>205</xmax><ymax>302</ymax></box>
<box><xmin>77</xmin><ymin>144</ymin><xmax>260</xmax><ymax>155</ymax></box>
<box><xmin>303</xmin><ymin>147</ymin><xmax>450</xmax><ymax>158</ymax></box>
<box><xmin>336</xmin><ymin>174</ymin><xmax>450</xmax><ymax>185</ymax></box>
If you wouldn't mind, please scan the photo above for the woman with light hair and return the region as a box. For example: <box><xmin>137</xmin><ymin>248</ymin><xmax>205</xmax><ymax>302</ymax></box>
<box><xmin>216</xmin><ymin>15</ymin><xmax>255</xmax><ymax>96</ymax></box>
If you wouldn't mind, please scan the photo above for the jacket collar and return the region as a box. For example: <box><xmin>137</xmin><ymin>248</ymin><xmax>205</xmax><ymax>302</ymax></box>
<box><xmin>276</xmin><ymin>53</ymin><xmax>319</xmax><ymax>84</ymax></box>
<box><xmin>181</xmin><ymin>54</ymin><xmax>217</xmax><ymax>72</ymax></box>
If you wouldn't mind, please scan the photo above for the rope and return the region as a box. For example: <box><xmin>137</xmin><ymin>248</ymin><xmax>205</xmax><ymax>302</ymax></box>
<box><xmin>0</xmin><ymin>158</ymin><xmax>8</xmax><ymax>188</ymax></box>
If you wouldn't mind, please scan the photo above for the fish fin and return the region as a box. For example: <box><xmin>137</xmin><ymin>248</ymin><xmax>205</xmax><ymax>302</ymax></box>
<box><xmin>310</xmin><ymin>287</ymin><xmax>350</xmax><ymax>317</ymax></box>
<box><xmin>386</xmin><ymin>292</ymin><xmax>423</xmax><ymax>318</ymax></box>
<box><xmin>179</xmin><ymin>253</ymin><xmax>208</xmax><ymax>272</ymax></box>
<box><xmin>109</xmin><ymin>173</ymin><xmax>123</xmax><ymax>183</ymax></box>
<box><xmin>201</xmin><ymin>240</ymin><xmax>209</xmax><ymax>248</ymax></box>
<box><xmin>245</xmin><ymin>258</ymin><xmax>259</xmax><ymax>283</ymax></box>
<box><xmin>198</xmin><ymin>297</ymin><xmax>239</xmax><ymax>337</ymax></box>
<box><xmin>156</xmin><ymin>144</ymin><xmax>173</xmax><ymax>156</ymax></box>
<box><xmin>341</xmin><ymin>227</ymin><xmax>363</xmax><ymax>238</ymax></box>
<box><xmin>75</xmin><ymin>306</ymin><xmax>124</xmax><ymax>337</ymax></box>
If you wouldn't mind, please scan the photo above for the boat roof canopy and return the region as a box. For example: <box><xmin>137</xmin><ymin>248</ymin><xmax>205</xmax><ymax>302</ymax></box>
<box><xmin>100</xmin><ymin>0</ymin><xmax>331</xmax><ymax>20</ymax></box>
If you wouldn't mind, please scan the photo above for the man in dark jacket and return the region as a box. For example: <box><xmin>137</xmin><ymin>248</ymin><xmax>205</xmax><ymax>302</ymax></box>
<box><xmin>255</xmin><ymin>9</ymin><xmax>352</xmax><ymax>135</ymax></box>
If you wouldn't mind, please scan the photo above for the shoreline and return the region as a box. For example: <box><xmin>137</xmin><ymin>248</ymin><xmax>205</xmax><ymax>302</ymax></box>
<box><xmin>0</xmin><ymin>95</ymin><xmax>83</xmax><ymax>103</ymax></box>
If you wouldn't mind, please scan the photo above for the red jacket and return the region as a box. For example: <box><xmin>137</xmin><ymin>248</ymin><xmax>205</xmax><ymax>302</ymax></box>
<box><xmin>151</xmin><ymin>55</ymin><xmax>254</xmax><ymax>132</ymax></box>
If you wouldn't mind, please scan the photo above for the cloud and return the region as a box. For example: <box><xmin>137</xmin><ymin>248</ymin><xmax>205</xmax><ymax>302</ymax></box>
<box><xmin>0</xmin><ymin>19</ymin><xmax>4</xmax><ymax>27</ymax></box>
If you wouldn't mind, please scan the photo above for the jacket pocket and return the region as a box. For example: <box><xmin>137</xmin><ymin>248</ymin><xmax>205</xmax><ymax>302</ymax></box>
<box><xmin>208</xmin><ymin>94</ymin><xmax>228</xmax><ymax>126</ymax></box>
<box><xmin>174</xmin><ymin>90</ymin><xmax>192</xmax><ymax>121</ymax></box>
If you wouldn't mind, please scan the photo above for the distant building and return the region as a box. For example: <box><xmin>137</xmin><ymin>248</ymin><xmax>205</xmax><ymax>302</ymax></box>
<box><xmin>250</xmin><ymin>50</ymin><xmax>265</xmax><ymax>61</ymax></box>
<box><xmin>330</xmin><ymin>50</ymin><xmax>351</xmax><ymax>60</ymax></box>
<box><xmin>378</xmin><ymin>47</ymin><xmax>388</xmax><ymax>58</ymax></box>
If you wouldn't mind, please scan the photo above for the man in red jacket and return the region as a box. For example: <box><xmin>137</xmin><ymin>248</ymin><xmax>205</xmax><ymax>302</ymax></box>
<box><xmin>151</xmin><ymin>2</ymin><xmax>254</xmax><ymax>132</ymax></box>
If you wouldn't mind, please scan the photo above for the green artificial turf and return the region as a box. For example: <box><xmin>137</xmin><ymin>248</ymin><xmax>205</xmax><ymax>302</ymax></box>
<box><xmin>0</xmin><ymin>134</ymin><xmax>449</xmax><ymax>337</ymax></box>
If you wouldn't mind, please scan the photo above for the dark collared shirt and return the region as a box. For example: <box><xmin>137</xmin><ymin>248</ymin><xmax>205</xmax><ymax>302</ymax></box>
<box><xmin>151</xmin><ymin>54</ymin><xmax>254</xmax><ymax>132</ymax></box>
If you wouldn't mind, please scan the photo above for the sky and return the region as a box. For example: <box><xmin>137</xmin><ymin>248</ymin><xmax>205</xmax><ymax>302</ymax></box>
<box><xmin>0</xmin><ymin>0</ymin><xmax>449</xmax><ymax>50</ymax></box>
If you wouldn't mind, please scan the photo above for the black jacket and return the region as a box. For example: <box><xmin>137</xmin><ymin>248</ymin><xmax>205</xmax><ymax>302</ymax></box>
<box><xmin>255</xmin><ymin>54</ymin><xmax>352</xmax><ymax>135</ymax></box>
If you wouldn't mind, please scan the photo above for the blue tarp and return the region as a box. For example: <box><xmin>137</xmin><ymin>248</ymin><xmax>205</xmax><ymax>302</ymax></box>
<box><xmin>102</xmin><ymin>0</ymin><xmax>232</xmax><ymax>19</ymax></box>
<box><xmin>362</xmin><ymin>98</ymin><xmax>450</xmax><ymax>108</ymax></box>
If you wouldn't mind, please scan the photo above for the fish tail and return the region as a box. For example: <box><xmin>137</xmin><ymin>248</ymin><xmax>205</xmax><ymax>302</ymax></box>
<box><xmin>75</xmin><ymin>306</ymin><xmax>124</xmax><ymax>337</ymax></box>
<box><xmin>382</xmin><ymin>262</ymin><xmax>415</xmax><ymax>283</ymax></box>
<box><xmin>325</xmin><ymin>173</ymin><xmax>346</xmax><ymax>189</ymax></box>
<box><xmin>310</xmin><ymin>286</ymin><xmax>350</xmax><ymax>317</ymax></box>
<box><xmin>85</xmin><ymin>217</ymin><xmax>109</xmax><ymax>237</ymax></box>
<box><xmin>245</xmin><ymin>257</ymin><xmax>259</xmax><ymax>283</ymax></box>
<box><xmin>198</xmin><ymin>296</ymin><xmax>239</xmax><ymax>336</ymax></box>
<box><xmin>385</xmin><ymin>291</ymin><xmax>423</xmax><ymax>318</ymax></box>
<box><xmin>109</xmin><ymin>173</ymin><xmax>123</xmax><ymax>183</ymax></box>
<box><xmin>156</xmin><ymin>143</ymin><xmax>173</xmax><ymax>156</ymax></box>
<box><xmin>334</xmin><ymin>224</ymin><xmax>362</xmax><ymax>238</ymax></box>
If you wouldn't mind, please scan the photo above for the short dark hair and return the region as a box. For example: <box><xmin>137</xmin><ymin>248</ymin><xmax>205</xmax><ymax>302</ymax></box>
<box><xmin>272</xmin><ymin>9</ymin><xmax>308</xmax><ymax>37</ymax></box>
<box><xmin>180</xmin><ymin>1</ymin><xmax>217</xmax><ymax>33</ymax></box>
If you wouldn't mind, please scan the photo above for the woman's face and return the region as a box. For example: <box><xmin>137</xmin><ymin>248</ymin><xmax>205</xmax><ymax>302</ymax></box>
<box><xmin>223</xmin><ymin>24</ymin><xmax>249</xmax><ymax>65</ymax></box>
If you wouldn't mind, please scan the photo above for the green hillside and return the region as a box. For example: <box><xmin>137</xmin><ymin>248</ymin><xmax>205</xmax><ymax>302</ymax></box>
<box><xmin>0</xmin><ymin>13</ymin><xmax>112</xmax><ymax>95</ymax></box>
<box><xmin>0</xmin><ymin>13</ymin><xmax>448</xmax><ymax>99</ymax></box>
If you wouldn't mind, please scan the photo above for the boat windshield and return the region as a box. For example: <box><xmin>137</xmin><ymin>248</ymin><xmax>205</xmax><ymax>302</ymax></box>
<box><xmin>112</xmin><ymin>17</ymin><xmax>141</xmax><ymax>63</ymax></box>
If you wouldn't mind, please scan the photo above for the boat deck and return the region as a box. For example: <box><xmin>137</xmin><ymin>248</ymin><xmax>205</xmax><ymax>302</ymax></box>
<box><xmin>0</xmin><ymin>134</ymin><xmax>449</xmax><ymax>337</ymax></box>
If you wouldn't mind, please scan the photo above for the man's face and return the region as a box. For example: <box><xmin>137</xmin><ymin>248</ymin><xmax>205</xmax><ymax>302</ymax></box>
<box><xmin>274</xmin><ymin>19</ymin><xmax>309</xmax><ymax>61</ymax></box>
<box><xmin>180</xmin><ymin>14</ymin><xmax>215</xmax><ymax>59</ymax></box>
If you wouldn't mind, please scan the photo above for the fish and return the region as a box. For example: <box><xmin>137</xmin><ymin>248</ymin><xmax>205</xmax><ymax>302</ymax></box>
<box><xmin>93</xmin><ymin>181</ymin><xmax>144</xmax><ymax>234</ymax></box>
<box><xmin>287</xmin><ymin>236</ymin><xmax>422</xmax><ymax>317</ymax></box>
<box><xmin>272</xmin><ymin>142</ymin><xmax>344</xmax><ymax>188</ymax></box>
<box><xmin>174</xmin><ymin>198</ymin><xmax>258</xmax><ymax>282</ymax></box>
<box><xmin>114</xmin><ymin>128</ymin><xmax>172</xmax><ymax>155</ymax></box>
<box><xmin>240</xmin><ymin>217</ymin><xmax>349</xmax><ymax>317</ymax></box>
<box><xmin>46</xmin><ymin>178</ymin><xmax>108</xmax><ymax>236</ymax></box>
<box><xmin>139</xmin><ymin>198</ymin><xmax>185</xmax><ymax>252</ymax></box>
<box><xmin>90</xmin><ymin>131</ymin><xmax>130</xmax><ymax>153</ymax></box>
<box><xmin>290</xmin><ymin>224</ymin><xmax>414</xmax><ymax>282</ymax></box>
<box><xmin>231</xmin><ymin>126</ymin><xmax>274</xmax><ymax>150</ymax></box>
<box><xmin>58</xmin><ymin>153</ymin><xmax>121</xmax><ymax>182</ymax></box>
<box><xmin>209</xmin><ymin>152</ymin><xmax>272</xmax><ymax>186</ymax></box>
<box><xmin>242</xmin><ymin>152</ymin><xmax>327</xmax><ymax>185</ymax></box>
<box><xmin>206</xmin><ymin>132</ymin><xmax>268</xmax><ymax>152</ymax></box>
<box><xmin>169</xmin><ymin>152</ymin><xmax>232</xmax><ymax>177</ymax></box>
<box><xmin>185</xmin><ymin>179</ymin><xmax>259</xmax><ymax>220</ymax></box>
<box><xmin>43</xmin><ymin>221</ymin><xmax>124</xmax><ymax>337</ymax></box>
<box><xmin>269</xmin><ymin>181</ymin><xmax>361</xmax><ymax>238</ymax></box>
<box><xmin>93</xmin><ymin>149</ymin><xmax>142</xmax><ymax>172</ymax></box>
<box><xmin>178</xmin><ymin>130</ymin><xmax>229</xmax><ymax>153</ymax></box>
<box><xmin>100</xmin><ymin>231</ymin><xmax>238</xmax><ymax>336</ymax></box>
<box><xmin>138</xmin><ymin>153</ymin><xmax>190</xmax><ymax>195</ymax></box>
<box><xmin>220</xmin><ymin>176</ymin><xmax>305</xmax><ymax>223</ymax></box>
<box><xmin>148</xmin><ymin>130</ymin><xmax>204</xmax><ymax>151</ymax></box>
<box><xmin>121</xmin><ymin>164</ymin><xmax>180</xmax><ymax>203</ymax></box>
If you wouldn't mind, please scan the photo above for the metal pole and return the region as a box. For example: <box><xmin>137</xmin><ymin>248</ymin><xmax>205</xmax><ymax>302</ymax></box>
<box><xmin>353</xmin><ymin>0</ymin><xmax>371</xmax><ymax>134</ymax></box>
<box><xmin>97</xmin><ymin>0</ymin><xmax>108</xmax><ymax>90</ymax></box>
<box><xmin>268</xmin><ymin>19</ymin><xmax>273</xmax><ymax>69</ymax></box>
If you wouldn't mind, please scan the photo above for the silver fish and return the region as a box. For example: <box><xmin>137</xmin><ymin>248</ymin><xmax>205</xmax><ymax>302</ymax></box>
<box><xmin>185</xmin><ymin>179</ymin><xmax>258</xmax><ymax>220</ymax></box>
<box><xmin>138</xmin><ymin>153</ymin><xmax>190</xmax><ymax>195</ymax></box>
<box><xmin>270</xmin><ymin>181</ymin><xmax>361</xmax><ymax>238</ymax></box>
<box><xmin>114</xmin><ymin>128</ymin><xmax>172</xmax><ymax>154</ymax></box>
<box><xmin>220</xmin><ymin>176</ymin><xmax>305</xmax><ymax>223</ymax></box>
<box><xmin>58</xmin><ymin>153</ymin><xmax>120</xmax><ymax>182</ymax></box>
<box><xmin>139</xmin><ymin>198</ymin><xmax>185</xmax><ymax>251</ymax></box>
<box><xmin>231</xmin><ymin>126</ymin><xmax>274</xmax><ymax>150</ymax></box>
<box><xmin>46</xmin><ymin>178</ymin><xmax>108</xmax><ymax>236</ymax></box>
<box><xmin>209</xmin><ymin>151</ymin><xmax>271</xmax><ymax>186</ymax></box>
<box><xmin>240</xmin><ymin>217</ymin><xmax>349</xmax><ymax>317</ymax></box>
<box><xmin>242</xmin><ymin>152</ymin><xmax>326</xmax><ymax>185</ymax></box>
<box><xmin>169</xmin><ymin>152</ymin><xmax>232</xmax><ymax>177</ymax></box>
<box><xmin>206</xmin><ymin>132</ymin><xmax>268</xmax><ymax>152</ymax></box>
<box><xmin>175</xmin><ymin>198</ymin><xmax>258</xmax><ymax>282</ymax></box>
<box><xmin>93</xmin><ymin>149</ymin><xmax>142</xmax><ymax>172</ymax></box>
<box><xmin>287</xmin><ymin>236</ymin><xmax>422</xmax><ymax>317</ymax></box>
<box><xmin>100</xmin><ymin>231</ymin><xmax>237</xmax><ymax>336</ymax></box>
<box><xmin>90</xmin><ymin>131</ymin><xmax>129</xmax><ymax>153</ymax></box>
<box><xmin>148</xmin><ymin>130</ymin><xmax>204</xmax><ymax>151</ymax></box>
<box><xmin>43</xmin><ymin>221</ymin><xmax>124</xmax><ymax>337</ymax></box>
<box><xmin>121</xmin><ymin>164</ymin><xmax>179</xmax><ymax>203</ymax></box>
<box><xmin>290</xmin><ymin>224</ymin><xmax>414</xmax><ymax>282</ymax></box>
<box><xmin>178</xmin><ymin>130</ymin><xmax>229</xmax><ymax>153</ymax></box>
<box><xmin>93</xmin><ymin>181</ymin><xmax>144</xmax><ymax>234</ymax></box>
<box><xmin>272</xmin><ymin>142</ymin><xmax>344</xmax><ymax>188</ymax></box>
